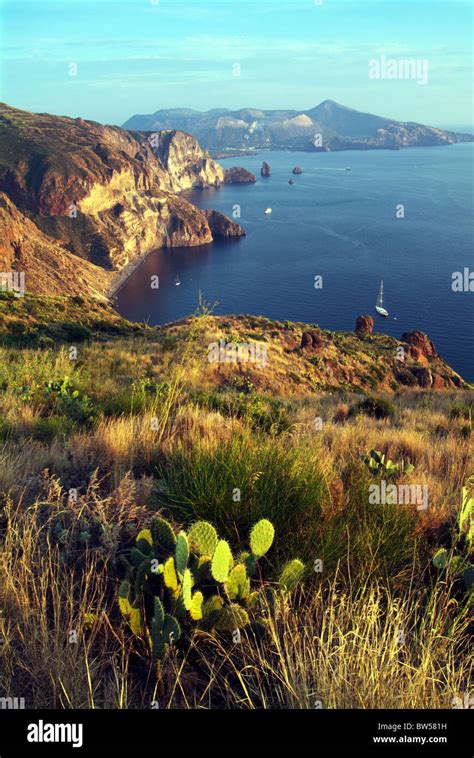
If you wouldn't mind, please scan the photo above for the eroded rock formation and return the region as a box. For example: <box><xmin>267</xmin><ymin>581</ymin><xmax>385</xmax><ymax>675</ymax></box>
<box><xmin>355</xmin><ymin>315</ymin><xmax>374</xmax><ymax>336</ymax></box>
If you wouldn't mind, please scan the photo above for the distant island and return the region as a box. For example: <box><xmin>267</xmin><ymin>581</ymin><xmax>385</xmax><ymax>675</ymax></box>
<box><xmin>122</xmin><ymin>99</ymin><xmax>474</xmax><ymax>155</ymax></box>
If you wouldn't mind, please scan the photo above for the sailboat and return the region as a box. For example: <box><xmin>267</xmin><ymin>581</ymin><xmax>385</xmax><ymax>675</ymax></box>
<box><xmin>175</xmin><ymin>275</ymin><xmax>181</xmax><ymax>287</ymax></box>
<box><xmin>375</xmin><ymin>280</ymin><xmax>388</xmax><ymax>317</ymax></box>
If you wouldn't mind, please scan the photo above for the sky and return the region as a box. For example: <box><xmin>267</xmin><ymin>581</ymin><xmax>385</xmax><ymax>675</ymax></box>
<box><xmin>0</xmin><ymin>0</ymin><xmax>472</xmax><ymax>128</ymax></box>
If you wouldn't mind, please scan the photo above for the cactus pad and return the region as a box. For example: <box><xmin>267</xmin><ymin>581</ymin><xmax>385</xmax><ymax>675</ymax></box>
<box><xmin>278</xmin><ymin>559</ymin><xmax>305</xmax><ymax>591</ymax></box>
<box><xmin>175</xmin><ymin>531</ymin><xmax>190</xmax><ymax>576</ymax></box>
<box><xmin>211</xmin><ymin>540</ymin><xmax>232</xmax><ymax>582</ymax></box>
<box><xmin>189</xmin><ymin>521</ymin><xmax>218</xmax><ymax>556</ymax></box>
<box><xmin>153</xmin><ymin>596</ymin><xmax>165</xmax><ymax>628</ymax></box>
<box><xmin>182</xmin><ymin>568</ymin><xmax>193</xmax><ymax>610</ymax></box>
<box><xmin>136</xmin><ymin>528</ymin><xmax>153</xmax><ymax>546</ymax></box>
<box><xmin>214</xmin><ymin>603</ymin><xmax>249</xmax><ymax>631</ymax></box>
<box><xmin>225</xmin><ymin>564</ymin><xmax>250</xmax><ymax>601</ymax></box>
<box><xmin>189</xmin><ymin>591</ymin><xmax>204</xmax><ymax>620</ymax></box>
<box><xmin>163</xmin><ymin>556</ymin><xmax>179</xmax><ymax>592</ymax></box>
<box><xmin>250</xmin><ymin>519</ymin><xmax>275</xmax><ymax>558</ymax></box>
<box><xmin>151</xmin><ymin>516</ymin><xmax>176</xmax><ymax>551</ymax></box>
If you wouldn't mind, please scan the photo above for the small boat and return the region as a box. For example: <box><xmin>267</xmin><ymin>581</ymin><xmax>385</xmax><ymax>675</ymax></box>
<box><xmin>264</xmin><ymin>207</ymin><xmax>272</xmax><ymax>214</ymax></box>
<box><xmin>345</xmin><ymin>166</ymin><xmax>351</xmax><ymax>171</ymax></box>
<box><xmin>375</xmin><ymin>280</ymin><xmax>388</xmax><ymax>317</ymax></box>
<box><xmin>175</xmin><ymin>276</ymin><xmax>181</xmax><ymax>286</ymax></box>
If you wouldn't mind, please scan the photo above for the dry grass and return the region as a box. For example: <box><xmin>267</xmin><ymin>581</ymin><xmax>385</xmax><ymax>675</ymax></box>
<box><xmin>0</xmin><ymin>317</ymin><xmax>472</xmax><ymax>710</ymax></box>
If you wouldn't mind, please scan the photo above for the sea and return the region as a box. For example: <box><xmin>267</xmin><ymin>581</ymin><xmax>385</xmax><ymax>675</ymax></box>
<box><xmin>115</xmin><ymin>144</ymin><xmax>474</xmax><ymax>381</ymax></box>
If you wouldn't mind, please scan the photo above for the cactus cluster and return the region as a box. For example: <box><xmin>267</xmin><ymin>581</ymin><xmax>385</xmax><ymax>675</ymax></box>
<box><xmin>363</xmin><ymin>449</ymin><xmax>414</xmax><ymax>477</ymax></box>
<box><xmin>118</xmin><ymin>516</ymin><xmax>304</xmax><ymax>662</ymax></box>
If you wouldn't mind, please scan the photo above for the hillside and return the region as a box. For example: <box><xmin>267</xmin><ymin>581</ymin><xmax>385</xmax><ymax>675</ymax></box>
<box><xmin>0</xmin><ymin>103</ymin><xmax>255</xmax><ymax>297</ymax></box>
<box><xmin>0</xmin><ymin>291</ymin><xmax>472</xmax><ymax>710</ymax></box>
<box><xmin>0</xmin><ymin>293</ymin><xmax>466</xmax><ymax>393</ymax></box>
<box><xmin>123</xmin><ymin>100</ymin><xmax>474</xmax><ymax>154</ymax></box>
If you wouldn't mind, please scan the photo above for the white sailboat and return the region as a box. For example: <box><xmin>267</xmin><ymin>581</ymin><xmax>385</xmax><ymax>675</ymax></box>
<box><xmin>175</xmin><ymin>275</ymin><xmax>181</xmax><ymax>286</ymax></box>
<box><xmin>375</xmin><ymin>280</ymin><xmax>388</xmax><ymax>317</ymax></box>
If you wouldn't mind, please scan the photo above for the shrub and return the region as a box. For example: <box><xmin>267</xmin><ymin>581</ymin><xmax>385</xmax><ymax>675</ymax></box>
<box><xmin>31</xmin><ymin>416</ymin><xmax>75</xmax><ymax>443</ymax></box>
<box><xmin>156</xmin><ymin>434</ymin><xmax>326</xmax><ymax>563</ymax></box>
<box><xmin>351</xmin><ymin>396</ymin><xmax>395</xmax><ymax>420</ymax></box>
<box><xmin>333</xmin><ymin>403</ymin><xmax>349</xmax><ymax>424</ymax></box>
<box><xmin>61</xmin><ymin>323</ymin><xmax>91</xmax><ymax>342</ymax></box>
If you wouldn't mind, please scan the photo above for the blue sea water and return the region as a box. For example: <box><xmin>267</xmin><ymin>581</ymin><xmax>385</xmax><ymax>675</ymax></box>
<box><xmin>115</xmin><ymin>144</ymin><xmax>474</xmax><ymax>380</ymax></box>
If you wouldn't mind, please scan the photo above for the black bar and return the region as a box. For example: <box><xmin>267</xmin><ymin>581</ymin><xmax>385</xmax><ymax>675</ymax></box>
<box><xmin>0</xmin><ymin>709</ymin><xmax>471</xmax><ymax>756</ymax></box>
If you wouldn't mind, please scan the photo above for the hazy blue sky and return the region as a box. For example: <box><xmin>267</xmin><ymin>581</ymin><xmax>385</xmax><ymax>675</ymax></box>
<box><xmin>0</xmin><ymin>0</ymin><xmax>472</xmax><ymax>128</ymax></box>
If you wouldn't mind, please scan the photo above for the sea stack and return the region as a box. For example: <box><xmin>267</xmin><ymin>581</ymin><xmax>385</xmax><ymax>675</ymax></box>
<box><xmin>355</xmin><ymin>315</ymin><xmax>374</xmax><ymax>337</ymax></box>
<box><xmin>261</xmin><ymin>161</ymin><xmax>271</xmax><ymax>177</ymax></box>
<box><xmin>292</xmin><ymin>166</ymin><xmax>303</xmax><ymax>174</ymax></box>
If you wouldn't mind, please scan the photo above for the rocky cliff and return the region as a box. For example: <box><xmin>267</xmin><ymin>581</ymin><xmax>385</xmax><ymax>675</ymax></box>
<box><xmin>0</xmin><ymin>103</ymin><xmax>252</xmax><ymax>296</ymax></box>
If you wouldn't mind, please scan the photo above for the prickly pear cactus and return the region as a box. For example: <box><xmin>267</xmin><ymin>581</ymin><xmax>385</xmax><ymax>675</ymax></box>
<box><xmin>189</xmin><ymin>521</ymin><xmax>218</xmax><ymax>556</ymax></box>
<box><xmin>250</xmin><ymin>519</ymin><xmax>275</xmax><ymax>558</ymax></box>
<box><xmin>118</xmin><ymin>514</ymin><xmax>305</xmax><ymax>667</ymax></box>
<box><xmin>211</xmin><ymin>540</ymin><xmax>233</xmax><ymax>582</ymax></box>
<box><xmin>278</xmin><ymin>559</ymin><xmax>305</xmax><ymax>591</ymax></box>
<box><xmin>151</xmin><ymin>516</ymin><xmax>176</xmax><ymax>552</ymax></box>
<box><xmin>175</xmin><ymin>531</ymin><xmax>190</xmax><ymax>577</ymax></box>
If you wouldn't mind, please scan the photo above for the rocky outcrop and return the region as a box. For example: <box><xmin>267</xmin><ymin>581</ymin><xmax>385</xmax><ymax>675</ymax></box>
<box><xmin>292</xmin><ymin>166</ymin><xmax>303</xmax><ymax>174</ymax></box>
<box><xmin>0</xmin><ymin>193</ymin><xmax>112</xmax><ymax>298</ymax></box>
<box><xmin>0</xmin><ymin>103</ymin><xmax>253</xmax><ymax>295</ymax></box>
<box><xmin>355</xmin><ymin>315</ymin><xmax>374</xmax><ymax>336</ymax></box>
<box><xmin>402</xmin><ymin>331</ymin><xmax>437</xmax><ymax>358</ymax></box>
<box><xmin>224</xmin><ymin>166</ymin><xmax>256</xmax><ymax>184</ymax></box>
<box><xmin>261</xmin><ymin>161</ymin><xmax>271</xmax><ymax>177</ymax></box>
<box><xmin>300</xmin><ymin>329</ymin><xmax>324</xmax><ymax>350</ymax></box>
<box><xmin>202</xmin><ymin>210</ymin><xmax>245</xmax><ymax>239</ymax></box>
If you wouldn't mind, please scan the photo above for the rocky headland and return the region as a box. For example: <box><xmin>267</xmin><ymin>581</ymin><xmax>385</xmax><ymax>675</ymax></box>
<box><xmin>0</xmin><ymin>103</ymin><xmax>255</xmax><ymax>298</ymax></box>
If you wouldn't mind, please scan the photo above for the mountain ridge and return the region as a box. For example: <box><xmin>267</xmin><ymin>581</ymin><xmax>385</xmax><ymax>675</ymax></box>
<box><xmin>123</xmin><ymin>99</ymin><xmax>474</xmax><ymax>154</ymax></box>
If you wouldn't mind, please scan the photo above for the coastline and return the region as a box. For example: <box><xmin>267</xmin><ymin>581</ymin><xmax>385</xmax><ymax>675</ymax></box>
<box><xmin>108</xmin><ymin>251</ymin><xmax>152</xmax><ymax>299</ymax></box>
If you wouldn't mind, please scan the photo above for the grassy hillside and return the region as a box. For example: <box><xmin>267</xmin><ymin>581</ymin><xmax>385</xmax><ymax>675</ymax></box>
<box><xmin>0</xmin><ymin>294</ymin><xmax>472</xmax><ymax>709</ymax></box>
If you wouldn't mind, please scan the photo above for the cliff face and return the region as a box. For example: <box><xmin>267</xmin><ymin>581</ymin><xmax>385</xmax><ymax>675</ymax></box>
<box><xmin>0</xmin><ymin>193</ymin><xmax>113</xmax><ymax>298</ymax></box>
<box><xmin>0</xmin><ymin>103</ymin><xmax>250</xmax><ymax>294</ymax></box>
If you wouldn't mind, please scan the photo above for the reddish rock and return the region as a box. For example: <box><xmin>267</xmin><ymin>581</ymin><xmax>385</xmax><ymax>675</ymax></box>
<box><xmin>402</xmin><ymin>331</ymin><xmax>437</xmax><ymax>358</ymax></box>
<box><xmin>292</xmin><ymin>166</ymin><xmax>303</xmax><ymax>175</ymax></box>
<box><xmin>301</xmin><ymin>329</ymin><xmax>323</xmax><ymax>350</ymax></box>
<box><xmin>355</xmin><ymin>315</ymin><xmax>374</xmax><ymax>336</ymax></box>
<box><xmin>431</xmin><ymin>374</ymin><xmax>446</xmax><ymax>389</ymax></box>
<box><xmin>407</xmin><ymin>346</ymin><xmax>422</xmax><ymax>362</ymax></box>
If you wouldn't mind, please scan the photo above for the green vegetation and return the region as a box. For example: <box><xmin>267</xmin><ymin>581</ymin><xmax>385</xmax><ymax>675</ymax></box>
<box><xmin>118</xmin><ymin>516</ymin><xmax>304</xmax><ymax>668</ymax></box>
<box><xmin>0</xmin><ymin>295</ymin><xmax>472</xmax><ymax>709</ymax></box>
